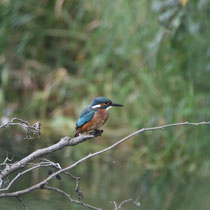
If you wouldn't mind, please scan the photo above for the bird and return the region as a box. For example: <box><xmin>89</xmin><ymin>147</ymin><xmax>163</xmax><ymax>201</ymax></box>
<box><xmin>74</xmin><ymin>97</ymin><xmax>123</xmax><ymax>137</ymax></box>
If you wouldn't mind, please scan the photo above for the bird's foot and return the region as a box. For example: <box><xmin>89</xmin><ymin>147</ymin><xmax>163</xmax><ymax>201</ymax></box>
<box><xmin>89</xmin><ymin>129</ymin><xmax>103</xmax><ymax>137</ymax></box>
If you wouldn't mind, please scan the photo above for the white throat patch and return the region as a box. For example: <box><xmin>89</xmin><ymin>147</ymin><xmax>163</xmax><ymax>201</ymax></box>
<box><xmin>106</xmin><ymin>106</ymin><xmax>112</xmax><ymax>110</ymax></box>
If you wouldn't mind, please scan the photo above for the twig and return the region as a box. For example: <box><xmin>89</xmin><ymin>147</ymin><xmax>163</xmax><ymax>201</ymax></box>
<box><xmin>0</xmin><ymin>152</ymin><xmax>13</xmax><ymax>167</ymax></box>
<box><xmin>31</xmin><ymin>159</ymin><xmax>84</xmax><ymax>199</ymax></box>
<box><xmin>111</xmin><ymin>196</ymin><xmax>141</xmax><ymax>209</ymax></box>
<box><xmin>42</xmin><ymin>185</ymin><xmax>101</xmax><ymax>210</ymax></box>
<box><xmin>64</xmin><ymin>171</ymin><xmax>83</xmax><ymax>200</ymax></box>
<box><xmin>0</xmin><ymin>121</ymin><xmax>209</xmax><ymax>198</ymax></box>
<box><xmin>39</xmin><ymin>158</ymin><xmax>62</xmax><ymax>170</ymax></box>
<box><xmin>16</xmin><ymin>196</ymin><xmax>28</xmax><ymax>210</ymax></box>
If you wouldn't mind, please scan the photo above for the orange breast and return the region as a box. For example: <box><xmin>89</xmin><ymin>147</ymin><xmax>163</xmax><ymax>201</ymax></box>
<box><xmin>76</xmin><ymin>109</ymin><xmax>109</xmax><ymax>135</ymax></box>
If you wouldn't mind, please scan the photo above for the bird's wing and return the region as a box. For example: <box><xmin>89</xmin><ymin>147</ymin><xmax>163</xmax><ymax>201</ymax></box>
<box><xmin>76</xmin><ymin>107</ymin><xmax>96</xmax><ymax>129</ymax></box>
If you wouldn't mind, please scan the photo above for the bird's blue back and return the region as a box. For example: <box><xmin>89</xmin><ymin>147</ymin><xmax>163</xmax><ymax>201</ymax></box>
<box><xmin>76</xmin><ymin>106</ymin><xmax>95</xmax><ymax>129</ymax></box>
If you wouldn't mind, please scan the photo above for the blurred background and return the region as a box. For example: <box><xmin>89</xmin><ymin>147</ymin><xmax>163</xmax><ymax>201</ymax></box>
<box><xmin>0</xmin><ymin>0</ymin><xmax>210</xmax><ymax>209</ymax></box>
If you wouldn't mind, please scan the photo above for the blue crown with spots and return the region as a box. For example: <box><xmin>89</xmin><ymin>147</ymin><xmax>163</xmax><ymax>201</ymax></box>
<box><xmin>90</xmin><ymin>97</ymin><xmax>112</xmax><ymax>106</ymax></box>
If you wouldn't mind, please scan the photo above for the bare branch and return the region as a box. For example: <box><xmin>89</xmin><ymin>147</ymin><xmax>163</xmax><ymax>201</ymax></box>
<box><xmin>0</xmin><ymin>121</ymin><xmax>209</xmax><ymax>198</ymax></box>
<box><xmin>0</xmin><ymin>161</ymin><xmax>60</xmax><ymax>192</ymax></box>
<box><xmin>42</xmin><ymin>185</ymin><xmax>101</xmax><ymax>210</ymax></box>
<box><xmin>0</xmin><ymin>118</ymin><xmax>41</xmax><ymax>139</ymax></box>
<box><xmin>0</xmin><ymin>134</ymin><xmax>94</xmax><ymax>183</ymax></box>
<box><xmin>111</xmin><ymin>196</ymin><xmax>141</xmax><ymax>209</ymax></box>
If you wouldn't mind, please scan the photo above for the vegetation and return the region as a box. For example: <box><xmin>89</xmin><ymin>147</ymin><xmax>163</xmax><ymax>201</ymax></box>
<box><xmin>0</xmin><ymin>0</ymin><xmax>210</xmax><ymax>209</ymax></box>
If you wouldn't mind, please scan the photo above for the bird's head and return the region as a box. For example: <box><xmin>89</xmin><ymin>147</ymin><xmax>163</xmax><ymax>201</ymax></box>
<box><xmin>90</xmin><ymin>97</ymin><xmax>123</xmax><ymax>110</ymax></box>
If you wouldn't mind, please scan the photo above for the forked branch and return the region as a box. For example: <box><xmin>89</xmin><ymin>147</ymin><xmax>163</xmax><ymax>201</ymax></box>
<box><xmin>1</xmin><ymin>119</ymin><xmax>210</xmax><ymax>210</ymax></box>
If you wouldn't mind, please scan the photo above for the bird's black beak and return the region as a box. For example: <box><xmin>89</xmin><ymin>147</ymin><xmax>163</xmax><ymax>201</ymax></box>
<box><xmin>111</xmin><ymin>103</ymin><xmax>123</xmax><ymax>107</ymax></box>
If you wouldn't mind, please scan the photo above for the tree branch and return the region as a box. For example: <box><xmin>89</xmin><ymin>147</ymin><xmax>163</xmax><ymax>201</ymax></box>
<box><xmin>0</xmin><ymin>118</ymin><xmax>41</xmax><ymax>139</ymax></box>
<box><xmin>0</xmin><ymin>159</ymin><xmax>63</xmax><ymax>192</ymax></box>
<box><xmin>0</xmin><ymin>120</ymin><xmax>209</xmax><ymax>199</ymax></box>
<box><xmin>0</xmin><ymin>134</ymin><xmax>94</xmax><ymax>183</ymax></box>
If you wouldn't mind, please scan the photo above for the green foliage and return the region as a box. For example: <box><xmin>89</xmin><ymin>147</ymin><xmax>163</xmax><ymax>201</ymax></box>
<box><xmin>0</xmin><ymin>0</ymin><xmax>210</xmax><ymax>209</ymax></box>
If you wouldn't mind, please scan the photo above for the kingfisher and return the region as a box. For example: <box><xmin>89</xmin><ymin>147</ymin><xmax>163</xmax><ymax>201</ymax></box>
<box><xmin>74</xmin><ymin>97</ymin><xmax>123</xmax><ymax>137</ymax></box>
